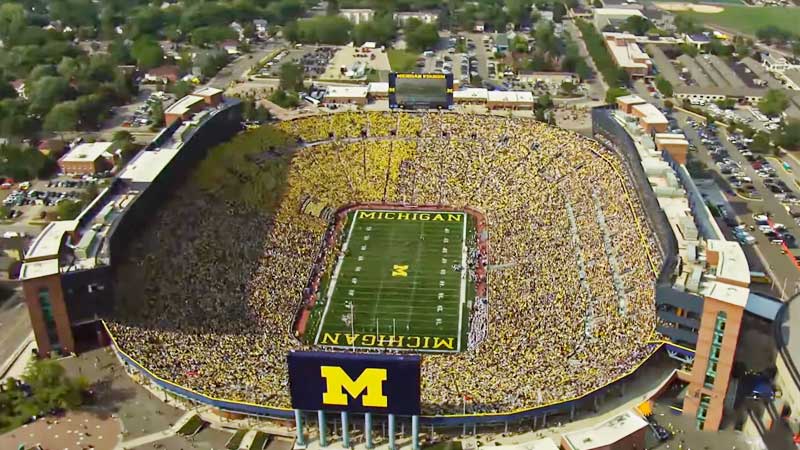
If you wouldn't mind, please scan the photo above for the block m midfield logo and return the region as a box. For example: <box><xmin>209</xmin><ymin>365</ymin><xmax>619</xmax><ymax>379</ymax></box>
<box><xmin>287</xmin><ymin>351</ymin><xmax>421</xmax><ymax>415</ymax></box>
<box><xmin>320</xmin><ymin>366</ymin><xmax>388</xmax><ymax>408</ymax></box>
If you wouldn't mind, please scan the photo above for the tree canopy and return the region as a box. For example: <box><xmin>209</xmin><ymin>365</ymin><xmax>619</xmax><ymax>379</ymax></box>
<box><xmin>758</xmin><ymin>89</ymin><xmax>789</xmax><ymax>117</ymax></box>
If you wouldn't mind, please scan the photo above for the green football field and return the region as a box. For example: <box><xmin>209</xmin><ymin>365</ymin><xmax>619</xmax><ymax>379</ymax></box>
<box><xmin>312</xmin><ymin>209</ymin><xmax>471</xmax><ymax>353</ymax></box>
<box><xmin>681</xmin><ymin>6</ymin><xmax>800</xmax><ymax>35</ymax></box>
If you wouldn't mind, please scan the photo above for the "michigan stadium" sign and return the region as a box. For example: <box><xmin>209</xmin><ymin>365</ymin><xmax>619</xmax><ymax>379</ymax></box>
<box><xmin>287</xmin><ymin>351</ymin><xmax>421</xmax><ymax>415</ymax></box>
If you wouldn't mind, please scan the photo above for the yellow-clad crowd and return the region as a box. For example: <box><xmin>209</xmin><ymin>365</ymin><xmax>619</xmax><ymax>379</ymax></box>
<box><xmin>108</xmin><ymin>111</ymin><xmax>663</xmax><ymax>415</ymax></box>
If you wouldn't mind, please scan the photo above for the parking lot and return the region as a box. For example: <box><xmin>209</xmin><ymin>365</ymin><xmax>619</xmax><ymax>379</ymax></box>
<box><xmin>257</xmin><ymin>45</ymin><xmax>342</xmax><ymax>80</ymax></box>
<box><xmin>121</xmin><ymin>91</ymin><xmax>176</xmax><ymax>129</ymax></box>
<box><xmin>1</xmin><ymin>176</ymin><xmax>101</xmax><ymax>223</ymax></box>
<box><xmin>678</xmin><ymin>112</ymin><xmax>800</xmax><ymax>298</ymax></box>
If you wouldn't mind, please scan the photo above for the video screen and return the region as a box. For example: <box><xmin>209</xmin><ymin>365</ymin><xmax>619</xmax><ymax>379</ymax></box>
<box><xmin>389</xmin><ymin>73</ymin><xmax>453</xmax><ymax>109</ymax></box>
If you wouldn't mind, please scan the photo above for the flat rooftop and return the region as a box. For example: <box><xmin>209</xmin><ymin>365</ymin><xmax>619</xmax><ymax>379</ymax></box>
<box><xmin>604</xmin><ymin>33</ymin><xmax>651</xmax><ymax>70</ymax></box>
<box><xmin>454</xmin><ymin>88</ymin><xmax>488</xmax><ymax>100</ymax></box>
<box><xmin>707</xmin><ymin>239</ymin><xmax>750</xmax><ymax>286</ymax></box>
<box><xmin>701</xmin><ymin>280</ymin><xmax>749</xmax><ymax>307</ymax></box>
<box><xmin>562</xmin><ymin>410</ymin><xmax>648</xmax><ymax>450</ymax></box>
<box><xmin>60</xmin><ymin>142</ymin><xmax>113</xmax><ymax>163</ymax></box>
<box><xmin>487</xmin><ymin>90</ymin><xmax>534</xmax><ymax>103</ymax></box>
<box><xmin>24</xmin><ymin>220</ymin><xmax>78</xmax><ymax>260</ymax></box>
<box><xmin>165</xmin><ymin>94</ymin><xmax>205</xmax><ymax>116</ymax></box>
<box><xmin>325</xmin><ymin>85</ymin><xmax>369</xmax><ymax>98</ymax></box>
<box><xmin>20</xmin><ymin>259</ymin><xmax>60</xmax><ymax>280</ymax></box>
<box><xmin>368</xmin><ymin>82</ymin><xmax>388</xmax><ymax>94</ymax></box>
<box><xmin>193</xmin><ymin>86</ymin><xmax>223</xmax><ymax>97</ymax></box>
<box><xmin>617</xmin><ymin>94</ymin><xmax>646</xmax><ymax>106</ymax></box>
<box><xmin>633</xmin><ymin>103</ymin><xmax>668</xmax><ymax>124</ymax></box>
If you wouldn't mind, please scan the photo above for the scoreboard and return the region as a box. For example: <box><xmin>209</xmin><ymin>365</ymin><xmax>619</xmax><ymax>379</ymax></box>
<box><xmin>389</xmin><ymin>72</ymin><xmax>454</xmax><ymax>110</ymax></box>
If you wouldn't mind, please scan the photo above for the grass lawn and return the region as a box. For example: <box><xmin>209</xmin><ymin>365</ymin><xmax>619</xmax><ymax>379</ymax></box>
<box><xmin>250</xmin><ymin>431</ymin><xmax>269</xmax><ymax>450</ymax></box>
<box><xmin>681</xmin><ymin>6</ymin><xmax>800</xmax><ymax>35</ymax></box>
<box><xmin>388</xmin><ymin>49</ymin><xmax>420</xmax><ymax>72</ymax></box>
<box><xmin>308</xmin><ymin>209</ymin><xmax>472</xmax><ymax>353</ymax></box>
<box><xmin>176</xmin><ymin>414</ymin><xmax>204</xmax><ymax>436</ymax></box>
<box><xmin>226</xmin><ymin>430</ymin><xmax>247</xmax><ymax>450</ymax></box>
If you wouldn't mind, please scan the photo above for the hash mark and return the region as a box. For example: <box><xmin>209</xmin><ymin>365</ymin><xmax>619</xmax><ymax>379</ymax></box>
<box><xmin>441</xmin><ymin>258</ymin><xmax>447</xmax><ymax>264</ymax></box>
<box><xmin>438</xmin><ymin>293</ymin><xmax>444</xmax><ymax>299</ymax></box>
<box><xmin>358</xmin><ymin>255</ymin><xmax>364</xmax><ymax>261</ymax></box>
<box><xmin>348</xmin><ymin>290</ymin><xmax>354</xmax><ymax>296</ymax></box>
<box><xmin>440</xmin><ymin>269</ymin><xmax>446</xmax><ymax>275</ymax></box>
<box><xmin>361</xmin><ymin>245</ymin><xmax>367</xmax><ymax>251</ymax></box>
<box><xmin>351</xmin><ymin>278</ymin><xmax>358</xmax><ymax>284</ymax></box>
<box><xmin>442</xmin><ymin>248</ymin><xmax>448</xmax><ymax>254</ymax></box>
<box><xmin>355</xmin><ymin>266</ymin><xmax>362</xmax><ymax>272</ymax></box>
<box><xmin>364</xmin><ymin>235</ymin><xmax>370</xmax><ymax>241</ymax></box>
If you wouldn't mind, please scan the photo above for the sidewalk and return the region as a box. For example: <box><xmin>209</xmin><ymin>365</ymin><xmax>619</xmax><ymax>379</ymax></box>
<box><xmin>0</xmin><ymin>331</ymin><xmax>34</xmax><ymax>381</ymax></box>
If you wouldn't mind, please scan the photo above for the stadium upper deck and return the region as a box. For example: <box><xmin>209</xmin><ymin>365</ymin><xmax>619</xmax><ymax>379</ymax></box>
<box><xmin>20</xmin><ymin>93</ymin><xmax>242</xmax><ymax>355</ymax></box>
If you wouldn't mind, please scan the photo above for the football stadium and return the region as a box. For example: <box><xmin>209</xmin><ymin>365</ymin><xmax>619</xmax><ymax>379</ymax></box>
<box><xmin>103</xmin><ymin>110</ymin><xmax>667</xmax><ymax>419</ymax></box>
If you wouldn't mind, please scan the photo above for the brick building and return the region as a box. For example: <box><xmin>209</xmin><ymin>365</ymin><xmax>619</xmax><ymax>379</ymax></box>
<box><xmin>58</xmin><ymin>142</ymin><xmax>114</xmax><ymax>175</ymax></box>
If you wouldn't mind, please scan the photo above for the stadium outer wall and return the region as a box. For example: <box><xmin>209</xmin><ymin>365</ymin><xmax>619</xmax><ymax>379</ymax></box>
<box><xmin>102</xmin><ymin>112</ymin><xmax>696</xmax><ymax>426</ymax></box>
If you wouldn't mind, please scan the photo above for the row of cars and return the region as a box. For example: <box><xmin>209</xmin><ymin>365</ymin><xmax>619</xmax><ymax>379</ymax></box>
<box><xmin>123</xmin><ymin>91</ymin><xmax>172</xmax><ymax>128</ymax></box>
<box><xmin>729</xmin><ymin>133</ymin><xmax>800</xmax><ymax>205</ymax></box>
<box><xmin>4</xmin><ymin>188</ymin><xmax>83</xmax><ymax>208</ymax></box>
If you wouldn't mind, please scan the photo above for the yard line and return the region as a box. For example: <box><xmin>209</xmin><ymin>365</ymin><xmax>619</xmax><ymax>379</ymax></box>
<box><xmin>315</xmin><ymin>210</ymin><xmax>360</xmax><ymax>345</ymax></box>
<box><xmin>457</xmin><ymin>212</ymin><xmax>466</xmax><ymax>352</ymax></box>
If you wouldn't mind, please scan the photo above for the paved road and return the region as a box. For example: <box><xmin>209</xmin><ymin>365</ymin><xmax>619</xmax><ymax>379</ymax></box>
<box><xmin>0</xmin><ymin>292</ymin><xmax>32</xmax><ymax>372</ymax></box>
<box><xmin>208</xmin><ymin>43</ymin><xmax>282</xmax><ymax>89</ymax></box>
<box><xmin>564</xmin><ymin>20</ymin><xmax>606</xmax><ymax>101</ymax></box>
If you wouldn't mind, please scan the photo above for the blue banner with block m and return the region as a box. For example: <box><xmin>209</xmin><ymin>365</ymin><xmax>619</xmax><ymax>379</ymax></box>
<box><xmin>288</xmin><ymin>351</ymin><xmax>421</xmax><ymax>415</ymax></box>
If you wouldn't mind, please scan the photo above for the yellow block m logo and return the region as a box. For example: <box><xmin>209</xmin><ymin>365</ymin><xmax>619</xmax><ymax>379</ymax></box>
<box><xmin>320</xmin><ymin>366</ymin><xmax>388</xmax><ymax>407</ymax></box>
<box><xmin>392</xmin><ymin>265</ymin><xmax>409</xmax><ymax>277</ymax></box>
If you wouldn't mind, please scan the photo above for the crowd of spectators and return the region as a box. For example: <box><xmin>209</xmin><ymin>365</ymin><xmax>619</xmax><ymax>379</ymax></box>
<box><xmin>108</xmin><ymin>111</ymin><xmax>663</xmax><ymax>415</ymax></box>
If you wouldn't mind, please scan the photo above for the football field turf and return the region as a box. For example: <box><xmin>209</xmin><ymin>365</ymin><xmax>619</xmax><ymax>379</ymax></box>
<box><xmin>313</xmin><ymin>209</ymin><xmax>470</xmax><ymax>353</ymax></box>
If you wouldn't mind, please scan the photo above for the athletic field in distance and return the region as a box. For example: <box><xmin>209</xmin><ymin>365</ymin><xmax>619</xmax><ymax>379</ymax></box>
<box><xmin>312</xmin><ymin>209</ymin><xmax>471</xmax><ymax>353</ymax></box>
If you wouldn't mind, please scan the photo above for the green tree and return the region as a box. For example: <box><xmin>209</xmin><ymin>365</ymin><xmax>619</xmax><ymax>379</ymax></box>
<box><xmin>775</xmin><ymin>121</ymin><xmax>800</xmax><ymax>150</ymax></box>
<box><xmin>112</xmin><ymin>130</ymin><xmax>138</xmax><ymax>161</ymax></box>
<box><xmin>326</xmin><ymin>0</ymin><xmax>339</xmax><ymax>15</ymax></box>
<box><xmin>131</xmin><ymin>37</ymin><xmax>164</xmax><ymax>69</ymax></box>
<box><xmin>506</xmin><ymin>0</ymin><xmax>532</xmax><ymax>27</ymax></box>
<box><xmin>553</xmin><ymin>2</ymin><xmax>567</xmax><ymax>23</ymax></box>
<box><xmin>751</xmin><ymin>131</ymin><xmax>773</xmax><ymax>154</ymax></box>
<box><xmin>352</xmin><ymin>15</ymin><xmax>397</xmax><ymax>46</ymax></box>
<box><xmin>620</xmin><ymin>16</ymin><xmax>650</xmax><ymax>35</ymax></box>
<box><xmin>758</xmin><ymin>89</ymin><xmax>789</xmax><ymax>117</ymax></box>
<box><xmin>279</xmin><ymin>62</ymin><xmax>304</xmax><ymax>91</ymax></box>
<box><xmin>605</xmin><ymin>86</ymin><xmax>629</xmax><ymax>104</ymax></box>
<box><xmin>655</xmin><ymin>76</ymin><xmax>673</xmax><ymax>97</ymax></box>
<box><xmin>405</xmin><ymin>23</ymin><xmax>439</xmax><ymax>52</ymax></box>
<box><xmin>269</xmin><ymin>89</ymin><xmax>299</xmax><ymax>108</ymax></box>
<box><xmin>169</xmin><ymin>80</ymin><xmax>194</xmax><ymax>99</ymax></box>
<box><xmin>56</xmin><ymin>198</ymin><xmax>84</xmax><ymax>220</ymax></box>
<box><xmin>43</xmin><ymin>101</ymin><xmax>79</xmax><ymax>136</ymax></box>
<box><xmin>149</xmin><ymin>99</ymin><xmax>164</xmax><ymax>127</ymax></box>
<box><xmin>0</xmin><ymin>3</ymin><xmax>26</xmax><ymax>41</ymax></box>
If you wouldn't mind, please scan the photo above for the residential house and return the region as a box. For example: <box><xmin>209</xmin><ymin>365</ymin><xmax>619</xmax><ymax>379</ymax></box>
<box><xmin>221</xmin><ymin>40</ymin><xmax>240</xmax><ymax>55</ymax></box>
<box><xmin>145</xmin><ymin>65</ymin><xmax>181</xmax><ymax>83</ymax></box>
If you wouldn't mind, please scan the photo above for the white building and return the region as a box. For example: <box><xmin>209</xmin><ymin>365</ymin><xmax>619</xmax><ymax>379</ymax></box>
<box><xmin>393</xmin><ymin>11</ymin><xmax>439</xmax><ymax>25</ymax></box>
<box><xmin>593</xmin><ymin>8</ymin><xmax>645</xmax><ymax>31</ymax></box>
<box><xmin>339</xmin><ymin>9</ymin><xmax>375</xmax><ymax>25</ymax></box>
